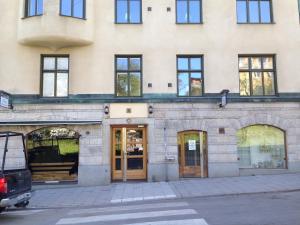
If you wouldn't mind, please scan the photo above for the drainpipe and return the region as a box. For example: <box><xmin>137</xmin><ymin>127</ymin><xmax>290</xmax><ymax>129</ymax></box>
<box><xmin>164</xmin><ymin>126</ymin><xmax>168</xmax><ymax>182</ymax></box>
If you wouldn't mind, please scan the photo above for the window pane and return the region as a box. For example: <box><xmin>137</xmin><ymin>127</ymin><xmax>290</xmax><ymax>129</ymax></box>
<box><xmin>249</xmin><ymin>0</ymin><xmax>259</xmax><ymax>23</ymax></box>
<box><xmin>252</xmin><ymin>72</ymin><xmax>263</xmax><ymax>95</ymax></box>
<box><xmin>189</xmin><ymin>0</ymin><xmax>201</xmax><ymax>23</ymax></box>
<box><xmin>43</xmin><ymin>73</ymin><xmax>55</xmax><ymax>97</ymax></box>
<box><xmin>57</xmin><ymin>57</ymin><xmax>69</xmax><ymax>70</ymax></box>
<box><xmin>177</xmin><ymin>0</ymin><xmax>188</xmax><ymax>23</ymax></box>
<box><xmin>61</xmin><ymin>0</ymin><xmax>72</xmax><ymax>16</ymax></box>
<box><xmin>73</xmin><ymin>0</ymin><xmax>84</xmax><ymax>18</ymax></box>
<box><xmin>117</xmin><ymin>58</ymin><xmax>128</xmax><ymax>70</ymax></box>
<box><xmin>43</xmin><ymin>57</ymin><xmax>55</xmax><ymax>70</ymax></box>
<box><xmin>178</xmin><ymin>58</ymin><xmax>189</xmax><ymax>70</ymax></box>
<box><xmin>239</xmin><ymin>57</ymin><xmax>249</xmax><ymax>69</ymax></box>
<box><xmin>28</xmin><ymin>0</ymin><xmax>36</xmax><ymax>16</ymax></box>
<box><xmin>129</xmin><ymin>72</ymin><xmax>141</xmax><ymax>96</ymax></box>
<box><xmin>264</xmin><ymin>72</ymin><xmax>275</xmax><ymax>95</ymax></box>
<box><xmin>240</xmin><ymin>72</ymin><xmax>250</xmax><ymax>96</ymax></box>
<box><xmin>251</xmin><ymin>57</ymin><xmax>261</xmax><ymax>69</ymax></box>
<box><xmin>116</xmin><ymin>0</ymin><xmax>128</xmax><ymax>23</ymax></box>
<box><xmin>37</xmin><ymin>0</ymin><xmax>43</xmax><ymax>15</ymax></box>
<box><xmin>129</xmin><ymin>58</ymin><xmax>141</xmax><ymax>70</ymax></box>
<box><xmin>262</xmin><ymin>57</ymin><xmax>273</xmax><ymax>69</ymax></box>
<box><xmin>178</xmin><ymin>73</ymin><xmax>189</xmax><ymax>96</ymax></box>
<box><xmin>190</xmin><ymin>73</ymin><xmax>202</xmax><ymax>96</ymax></box>
<box><xmin>117</xmin><ymin>73</ymin><xmax>128</xmax><ymax>96</ymax></box>
<box><xmin>190</xmin><ymin>58</ymin><xmax>201</xmax><ymax>70</ymax></box>
<box><xmin>237</xmin><ymin>0</ymin><xmax>247</xmax><ymax>23</ymax></box>
<box><xmin>260</xmin><ymin>1</ymin><xmax>271</xmax><ymax>23</ymax></box>
<box><xmin>57</xmin><ymin>73</ymin><xmax>68</xmax><ymax>97</ymax></box>
<box><xmin>237</xmin><ymin>125</ymin><xmax>286</xmax><ymax>169</ymax></box>
<box><xmin>129</xmin><ymin>0</ymin><xmax>141</xmax><ymax>23</ymax></box>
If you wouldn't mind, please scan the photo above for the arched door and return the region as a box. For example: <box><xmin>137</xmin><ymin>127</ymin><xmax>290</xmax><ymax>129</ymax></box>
<box><xmin>178</xmin><ymin>131</ymin><xmax>208</xmax><ymax>178</ymax></box>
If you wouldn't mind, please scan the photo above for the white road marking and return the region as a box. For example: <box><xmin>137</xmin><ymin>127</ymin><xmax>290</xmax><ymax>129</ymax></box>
<box><xmin>3</xmin><ymin>209</ymin><xmax>45</xmax><ymax>216</ymax></box>
<box><xmin>111</xmin><ymin>194</ymin><xmax>176</xmax><ymax>203</ymax></box>
<box><xmin>56</xmin><ymin>209</ymin><xmax>197</xmax><ymax>225</ymax></box>
<box><xmin>68</xmin><ymin>202</ymin><xmax>189</xmax><ymax>215</ymax></box>
<box><xmin>123</xmin><ymin>218</ymin><xmax>209</xmax><ymax>225</ymax></box>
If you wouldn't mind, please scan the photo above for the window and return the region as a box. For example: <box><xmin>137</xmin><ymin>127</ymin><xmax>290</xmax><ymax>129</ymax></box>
<box><xmin>116</xmin><ymin>0</ymin><xmax>142</xmax><ymax>24</ymax></box>
<box><xmin>237</xmin><ymin>125</ymin><xmax>286</xmax><ymax>169</ymax></box>
<box><xmin>239</xmin><ymin>55</ymin><xmax>276</xmax><ymax>96</ymax></box>
<box><xmin>176</xmin><ymin>0</ymin><xmax>202</xmax><ymax>23</ymax></box>
<box><xmin>25</xmin><ymin>0</ymin><xmax>43</xmax><ymax>17</ymax></box>
<box><xmin>115</xmin><ymin>56</ymin><xmax>142</xmax><ymax>97</ymax></box>
<box><xmin>60</xmin><ymin>0</ymin><xmax>85</xmax><ymax>19</ymax></box>
<box><xmin>41</xmin><ymin>56</ymin><xmax>69</xmax><ymax>97</ymax></box>
<box><xmin>236</xmin><ymin>0</ymin><xmax>273</xmax><ymax>23</ymax></box>
<box><xmin>177</xmin><ymin>56</ymin><xmax>203</xmax><ymax>97</ymax></box>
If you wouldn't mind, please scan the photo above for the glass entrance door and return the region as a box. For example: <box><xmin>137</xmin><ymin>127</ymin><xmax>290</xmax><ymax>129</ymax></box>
<box><xmin>178</xmin><ymin>131</ymin><xmax>208</xmax><ymax>178</ymax></box>
<box><xmin>112</xmin><ymin>126</ymin><xmax>147</xmax><ymax>181</ymax></box>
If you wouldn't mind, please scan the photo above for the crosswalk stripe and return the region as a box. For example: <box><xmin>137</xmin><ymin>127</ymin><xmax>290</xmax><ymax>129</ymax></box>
<box><xmin>56</xmin><ymin>209</ymin><xmax>198</xmax><ymax>225</ymax></box>
<box><xmin>68</xmin><ymin>202</ymin><xmax>189</xmax><ymax>215</ymax></box>
<box><xmin>2</xmin><ymin>209</ymin><xmax>45</xmax><ymax>216</ymax></box>
<box><xmin>123</xmin><ymin>219</ymin><xmax>209</xmax><ymax>225</ymax></box>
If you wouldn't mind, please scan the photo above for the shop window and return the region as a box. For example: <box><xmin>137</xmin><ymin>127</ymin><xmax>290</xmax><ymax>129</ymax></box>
<box><xmin>237</xmin><ymin>125</ymin><xmax>286</xmax><ymax>169</ymax></box>
<box><xmin>25</xmin><ymin>0</ymin><xmax>43</xmax><ymax>17</ymax></box>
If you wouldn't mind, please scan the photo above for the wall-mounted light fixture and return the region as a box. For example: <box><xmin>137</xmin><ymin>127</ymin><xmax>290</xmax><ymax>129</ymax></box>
<box><xmin>148</xmin><ymin>105</ymin><xmax>154</xmax><ymax>114</ymax></box>
<box><xmin>104</xmin><ymin>105</ymin><xmax>109</xmax><ymax>115</ymax></box>
<box><xmin>219</xmin><ymin>89</ymin><xmax>230</xmax><ymax>108</ymax></box>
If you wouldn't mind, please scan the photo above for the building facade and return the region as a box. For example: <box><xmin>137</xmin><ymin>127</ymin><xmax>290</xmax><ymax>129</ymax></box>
<box><xmin>1</xmin><ymin>0</ymin><xmax>300</xmax><ymax>186</ymax></box>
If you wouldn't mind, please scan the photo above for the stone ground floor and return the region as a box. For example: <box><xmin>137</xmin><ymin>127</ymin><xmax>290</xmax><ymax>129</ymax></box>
<box><xmin>0</xmin><ymin>102</ymin><xmax>300</xmax><ymax>186</ymax></box>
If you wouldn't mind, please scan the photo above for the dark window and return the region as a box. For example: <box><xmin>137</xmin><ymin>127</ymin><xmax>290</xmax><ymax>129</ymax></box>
<box><xmin>41</xmin><ymin>56</ymin><xmax>69</xmax><ymax>97</ymax></box>
<box><xmin>177</xmin><ymin>56</ymin><xmax>203</xmax><ymax>97</ymax></box>
<box><xmin>236</xmin><ymin>0</ymin><xmax>273</xmax><ymax>23</ymax></box>
<box><xmin>239</xmin><ymin>55</ymin><xmax>276</xmax><ymax>96</ymax></box>
<box><xmin>176</xmin><ymin>0</ymin><xmax>202</xmax><ymax>23</ymax></box>
<box><xmin>115</xmin><ymin>56</ymin><xmax>142</xmax><ymax>97</ymax></box>
<box><xmin>60</xmin><ymin>0</ymin><xmax>85</xmax><ymax>19</ymax></box>
<box><xmin>25</xmin><ymin>0</ymin><xmax>43</xmax><ymax>17</ymax></box>
<box><xmin>116</xmin><ymin>0</ymin><xmax>142</xmax><ymax>24</ymax></box>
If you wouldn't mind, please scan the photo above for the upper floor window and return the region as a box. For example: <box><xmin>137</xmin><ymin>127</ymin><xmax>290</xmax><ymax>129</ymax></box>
<box><xmin>236</xmin><ymin>0</ymin><xmax>273</xmax><ymax>23</ymax></box>
<box><xmin>60</xmin><ymin>0</ymin><xmax>85</xmax><ymax>19</ymax></box>
<box><xmin>177</xmin><ymin>56</ymin><xmax>203</xmax><ymax>97</ymax></box>
<box><xmin>239</xmin><ymin>55</ymin><xmax>276</xmax><ymax>96</ymax></box>
<box><xmin>25</xmin><ymin>0</ymin><xmax>43</xmax><ymax>17</ymax></box>
<box><xmin>176</xmin><ymin>0</ymin><xmax>202</xmax><ymax>24</ymax></box>
<box><xmin>41</xmin><ymin>55</ymin><xmax>69</xmax><ymax>97</ymax></box>
<box><xmin>116</xmin><ymin>0</ymin><xmax>142</xmax><ymax>24</ymax></box>
<box><xmin>115</xmin><ymin>56</ymin><xmax>142</xmax><ymax>97</ymax></box>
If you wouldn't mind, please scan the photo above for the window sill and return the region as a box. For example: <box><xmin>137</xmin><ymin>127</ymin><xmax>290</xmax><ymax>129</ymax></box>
<box><xmin>59</xmin><ymin>14</ymin><xmax>86</xmax><ymax>20</ymax></box>
<box><xmin>115</xmin><ymin>22</ymin><xmax>143</xmax><ymax>25</ymax></box>
<box><xmin>22</xmin><ymin>14</ymin><xmax>43</xmax><ymax>19</ymax></box>
<box><xmin>237</xmin><ymin>22</ymin><xmax>276</xmax><ymax>25</ymax></box>
<box><xmin>176</xmin><ymin>22</ymin><xmax>203</xmax><ymax>25</ymax></box>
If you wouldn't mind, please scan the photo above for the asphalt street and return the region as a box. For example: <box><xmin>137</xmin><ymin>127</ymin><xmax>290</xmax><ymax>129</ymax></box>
<box><xmin>1</xmin><ymin>191</ymin><xmax>300</xmax><ymax>225</ymax></box>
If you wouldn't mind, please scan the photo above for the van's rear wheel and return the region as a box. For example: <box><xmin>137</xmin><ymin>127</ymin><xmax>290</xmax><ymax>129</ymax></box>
<box><xmin>0</xmin><ymin>207</ymin><xmax>5</xmax><ymax>213</ymax></box>
<box><xmin>15</xmin><ymin>201</ymin><xmax>29</xmax><ymax>208</ymax></box>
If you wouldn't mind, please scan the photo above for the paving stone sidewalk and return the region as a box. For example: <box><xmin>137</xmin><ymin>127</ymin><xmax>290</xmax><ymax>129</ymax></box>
<box><xmin>28</xmin><ymin>173</ymin><xmax>300</xmax><ymax>208</ymax></box>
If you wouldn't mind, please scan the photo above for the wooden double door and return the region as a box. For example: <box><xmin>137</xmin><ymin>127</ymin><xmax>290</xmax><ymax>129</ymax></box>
<box><xmin>178</xmin><ymin>131</ymin><xmax>208</xmax><ymax>178</ymax></box>
<box><xmin>112</xmin><ymin>126</ymin><xmax>147</xmax><ymax>181</ymax></box>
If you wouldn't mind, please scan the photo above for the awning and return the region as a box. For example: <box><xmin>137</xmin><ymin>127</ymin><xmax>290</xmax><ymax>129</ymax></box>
<box><xmin>0</xmin><ymin>120</ymin><xmax>102</xmax><ymax>126</ymax></box>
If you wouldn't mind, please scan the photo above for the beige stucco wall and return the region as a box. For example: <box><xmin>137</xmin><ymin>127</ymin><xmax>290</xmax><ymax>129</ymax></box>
<box><xmin>0</xmin><ymin>0</ymin><xmax>300</xmax><ymax>95</ymax></box>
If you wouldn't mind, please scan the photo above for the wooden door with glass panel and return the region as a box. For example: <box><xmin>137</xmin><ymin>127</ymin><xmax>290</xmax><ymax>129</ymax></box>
<box><xmin>178</xmin><ymin>131</ymin><xmax>208</xmax><ymax>178</ymax></box>
<box><xmin>112</xmin><ymin>126</ymin><xmax>147</xmax><ymax>181</ymax></box>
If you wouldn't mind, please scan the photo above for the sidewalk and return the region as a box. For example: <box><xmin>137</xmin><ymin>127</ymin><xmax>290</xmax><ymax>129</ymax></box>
<box><xmin>29</xmin><ymin>173</ymin><xmax>300</xmax><ymax>208</ymax></box>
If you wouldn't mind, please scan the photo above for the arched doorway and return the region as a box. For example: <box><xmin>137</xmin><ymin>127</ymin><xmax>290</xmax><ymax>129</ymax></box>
<box><xmin>178</xmin><ymin>131</ymin><xmax>208</xmax><ymax>178</ymax></box>
<box><xmin>27</xmin><ymin>127</ymin><xmax>80</xmax><ymax>182</ymax></box>
<box><xmin>237</xmin><ymin>125</ymin><xmax>287</xmax><ymax>169</ymax></box>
